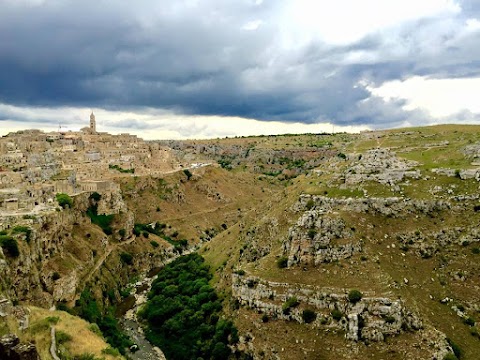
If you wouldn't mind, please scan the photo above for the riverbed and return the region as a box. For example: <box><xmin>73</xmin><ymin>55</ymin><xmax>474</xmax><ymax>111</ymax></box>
<box><xmin>118</xmin><ymin>248</ymin><xmax>196</xmax><ymax>359</ymax></box>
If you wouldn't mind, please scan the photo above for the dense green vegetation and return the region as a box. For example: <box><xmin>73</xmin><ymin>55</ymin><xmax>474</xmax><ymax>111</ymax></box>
<box><xmin>119</xmin><ymin>252</ymin><xmax>133</xmax><ymax>265</ymax></box>
<box><xmin>0</xmin><ymin>235</ymin><xmax>19</xmax><ymax>257</ymax></box>
<box><xmin>12</xmin><ymin>225</ymin><xmax>32</xmax><ymax>243</ymax></box>
<box><xmin>140</xmin><ymin>253</ymin><xmax>240</xmax><ymax>360</ymax></box>
<box><xmin>134</xmin><ymin>222</ymin><xmax>188</xmax><ymax>252</ymax></box>
<box><xmin>86</xmin><ymin>193</ymin><xmax>114</xmax><ymax>235</ymax></box>
<box><xmin>74</xmin><ymin>288</ymin><xmax>132</xmax><ymax>354</ymax></box>
<box><xmin>56</xmin><ymin>193</ymin><xmax>73</xmax><ymax>209</ymax></box>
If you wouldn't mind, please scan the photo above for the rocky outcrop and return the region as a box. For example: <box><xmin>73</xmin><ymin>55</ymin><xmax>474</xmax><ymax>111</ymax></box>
<box><xmin>395</xmin><ymin>227</ymin><xmax>480</xmax><ymax>258</ymax></box>
<box><xmin>284</xmin><ymin>210</ymin><xmax>360</xmax><ymax>266</ymax></box>
<box><xmin>0</xmin><ymin>334</ymin><xmax>40</xmax><ymax>360</ymax></box>
<box><xmin>345</xmin><ymin>149</ymin><xmax>420</xmax><ymax>186</ymax></box>
<box><xmin>0</xmin><ymin>188</ymin><xmax>138</xmax><ymax>306</ymax></box>
<box><xmin>431</xmin><ymin>167</ymin><xmax>480</xmax><ymax>181</ymax></box>
<box><xmin>239</xmin><ymin>217</ymin><xmax>279</xmax><ymax>263</ymax></box>
<box><xmin>295</xmin><ymin>195</ymin><xmax>450</xmax><ymax>217</ymax></box>
<box><xmin>232</xmin><ymin>274</ymin><xmax>422</xmax><ymax>343</ymax></box>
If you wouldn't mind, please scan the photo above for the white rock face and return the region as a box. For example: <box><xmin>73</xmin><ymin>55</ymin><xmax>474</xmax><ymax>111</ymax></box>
<box><xmin>52</xmin><ymin>271</ymin><xmax>78</xmax><ymax>302</ymax></box>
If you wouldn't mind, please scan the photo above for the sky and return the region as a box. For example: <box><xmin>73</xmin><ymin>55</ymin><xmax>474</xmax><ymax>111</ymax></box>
<box><xmin>1</xmin><ymin>0</ymin><xmax>479</xmax><ymax>139</ymax></box>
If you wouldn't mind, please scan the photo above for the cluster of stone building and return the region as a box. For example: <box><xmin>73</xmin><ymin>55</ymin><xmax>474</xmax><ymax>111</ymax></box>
<box><xmin>0</xmin><ymin>113</ymin><xmax>177</xmax><ymax>215</ymax></box>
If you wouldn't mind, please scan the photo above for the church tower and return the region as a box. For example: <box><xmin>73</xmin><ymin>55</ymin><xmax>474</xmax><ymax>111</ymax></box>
<box><xmin>90</xmin><ymin>111</ymin><xmax>96</xmax><ymax>133</ymax></box>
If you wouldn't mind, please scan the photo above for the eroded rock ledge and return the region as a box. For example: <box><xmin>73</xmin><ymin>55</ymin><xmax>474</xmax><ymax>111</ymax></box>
<box><xmin>232</xmin><ymin>274</ymin><xmax>422</xmax><ymax>342</ymax></box>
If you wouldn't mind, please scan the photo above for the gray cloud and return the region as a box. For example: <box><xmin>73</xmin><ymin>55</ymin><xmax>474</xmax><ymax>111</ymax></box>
<box><xmin>0</xmin><ymin>0</ymin><xmax>479</xmax><ymax>130</ymax></box>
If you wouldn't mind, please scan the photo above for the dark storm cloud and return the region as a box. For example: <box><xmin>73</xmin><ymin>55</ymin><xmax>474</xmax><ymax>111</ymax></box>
<box><xmin>0</xmin><ymin>0</ymin><xmax>479</xmax><ymax>128</ymax></box>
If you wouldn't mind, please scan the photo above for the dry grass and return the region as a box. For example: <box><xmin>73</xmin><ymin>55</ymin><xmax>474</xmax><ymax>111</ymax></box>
<box><xmin>20</xmin><ymin>307</ymin><xmax>124</xmax><ymax>360</ymax></box>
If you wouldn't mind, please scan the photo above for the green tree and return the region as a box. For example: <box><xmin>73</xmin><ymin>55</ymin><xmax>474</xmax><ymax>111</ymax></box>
<box><xmin>348</xmin><ymin>289</ymin><xmax>363</xmax><ymax>303</ymax></box>
<box><xmin>183</xmin><ymin>169</ymin><xmax>193</xmax><ymax>180</ymax></box>
<box><xmin>302</xmin><ymin>309</ymin><xmax>316</xmax><ymax>323</ymax></box>
<box><xmin>56</xmin><ymin>193</ymin><xmax>73</xmax><ymax>209</ymax></box>
<box><xmin>0</xmin><ymin>236</ymin><xmax>19</xmax><ymax>257</ymax></box>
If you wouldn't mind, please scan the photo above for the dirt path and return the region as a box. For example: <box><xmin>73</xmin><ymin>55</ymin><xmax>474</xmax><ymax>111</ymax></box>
<box><xmin>80</xmin><ymin>235</ymin><xmax>137</xmax><ymax>285</ymax></box>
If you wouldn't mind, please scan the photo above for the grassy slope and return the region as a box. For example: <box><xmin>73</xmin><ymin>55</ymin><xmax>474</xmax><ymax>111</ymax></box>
<box><xmin>199</xmin><ymin>125</ymin><xmax>480</xmax><ymax>359</ymax></box>
<box><xmin>5</xmin><ymin>307</ymin><xmax>123</xmax><ymax>360</ymax></box>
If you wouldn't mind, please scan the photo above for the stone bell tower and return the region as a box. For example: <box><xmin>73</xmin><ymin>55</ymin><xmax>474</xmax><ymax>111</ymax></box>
<box><xmin>90</xmin><ymin>111</ymin><xmax>96</xmax><ymax>133</ymax></box>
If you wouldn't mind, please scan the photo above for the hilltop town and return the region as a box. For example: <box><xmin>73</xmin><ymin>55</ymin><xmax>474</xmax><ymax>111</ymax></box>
<box><xmin>0</xmin><ymin>113</ymin><xmax>178</xmax><ymax>220</ymax></box>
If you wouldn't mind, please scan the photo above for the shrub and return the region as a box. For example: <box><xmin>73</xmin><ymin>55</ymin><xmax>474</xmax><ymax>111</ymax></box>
<box><xmin>12</xmin><ymin>226</ymin><xmax>30</xmax><ymax>235</ymax></box>
<box><xmin>76</xmin><ymin>353</ymin><xmax>98</xmax><ymax>360</ymax></box>
<box><xmin>261</xmin><ymin>314</ymin><xmax>269</xmax><ymax>323</ymax></box>
<box><xmin>56</xmin><ymin>302</ymin><xmax>71</xmax><ymax>313</ymax></box>
<box><xmin>120</xmin><ymin>252</ymin><xmax>133</xmax><ymax>265</ymax></box>
<box><xmin>0</xmin><ymin>236</ymin><xmax>19</xmax><ymax>257</ymax></box>
<box><xmin>277</xmin><ymin>256</ymin><xmax>288</xmax><ymax>269</ymax></box>
<box><xmin>302</xmin><ymin>309</ymin><xmax>316</xmax><ymax>324</ymax></box>
<box><xmin>46</xmin><ymin>316</ymin><xmax>60</xmax><ymax>324</ymax></box>
<box><xmin>102</xmin><ymin>347</ymin><xmax>121</xmax><ymax>356</ymax></box>
<box><xmin>118</xmin><ymin>228</ymin><xmax>126</xmax><ymax>238</ymax></box>
<box><xmin>109</xmin><ymin>164</ymin><xmax>134</xmax><ymax>174</ymax></box>
<box><xmin>384</xmin><ymin>316</ymin><xmax>396</xmax><ymax>324</ymax></box>
<box><xmin>234</xmin><ymin>269</ymin><xmax>245</xmax><ymax>276</ymax></box>
<box><xmin>282</xmin><ymin>297</ymin><xmax>299</xmax><ymax>314</ymax></box>
<box><xmin>89</xmin><ymin>192</ymin><xmax>101</xmax><ymax>202</ymax></box>
<box><xmin>464</xmin><ymin>317</ymin><xmax>475</xmax><ymax>327</ymax></box>
<box><xmin>52</xmin><ymin>272</ymin><xmax>61</xmax><ymax>281</ymax></box>
<box><xmin>56</xmin><ymin>193</ymin><xmax>73</xmax><ymax>209</ymax></box>
<box><xmin>150</xmin><ymin>240</ymin><xmax>159</xmax><ymax>248</ymax></box>
<box><xmin>307</xmin><ymin>228</ymin><xmax>317</xmax><ymax>239</ymax></box>
<box><xmin>447</xmin><ymin>338</ymin><xmax>462</xmax><ymax>359</ymax></box>
<box><xmin>348</xmin><ymin>289</ymin><xmax>363</xmax><ymax>303</ymax></box>
<box><xmin>306</xmin><ymin>199</ymin><xmax>315</xmax><ymax>210</ymax></box>
<box><xmin>88</xmin><ymin>323</ymin><xmax>103</xmax><ymax>336</ymax></box>
<box><xmin>444</xmin><ymin>354</ymin><xmax>459</xmax><ymax>360</ymax></box>
<box><xmin>56</xmin><ymin>330</ymin><xmax>73</xmax><ymax>344</ymax></box>
<box><xmin>331</xmin><ymin>309</ymin><xmax>343</xmax><ymax>321</ymax></box>
<box><xmin>472</xmin><ymin>247</ymin><xmax>480</xmax><ymax>255</ymax></box>
<box><xmin>86</xmin><ymin>205</ymin><xmax>114</xmax><ymax>235</ymax></box>
<box><xmin>183</xmin><ymin>169</ymin><xmax>193</xmax><ymax>180</ymax></box>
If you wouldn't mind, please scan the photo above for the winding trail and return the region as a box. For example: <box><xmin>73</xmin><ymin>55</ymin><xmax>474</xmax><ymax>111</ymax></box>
<box><xmin>50</xmin><ymin>327</ymin><xmax>61</xmax><ymax>360</ymax></box>
<box><xmin>80</xmin><ymin>235</ymin><xmax>137</xmax><ymax>285</ymax></box>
